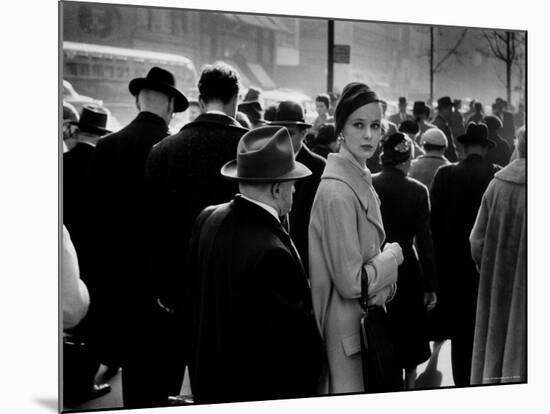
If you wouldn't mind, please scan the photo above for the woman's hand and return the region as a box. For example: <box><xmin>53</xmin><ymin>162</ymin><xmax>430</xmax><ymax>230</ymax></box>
<box><xmin>383</xmin><ymin>242</ymin><xmax>404</xmax><ymax>265</ymax></box>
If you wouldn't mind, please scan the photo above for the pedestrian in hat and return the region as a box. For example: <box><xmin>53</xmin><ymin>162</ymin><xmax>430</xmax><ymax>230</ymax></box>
<box><xmin>412</xmin><ymin>101</ymin><xmax>436</xmax><ymax>145</ymax></box>
<box><xmin>449</xmin><ymin>98</ymin><xmax>466</xmax><ymax>140</ymax></box>
<box><xmin>466</xmin><ymin>101</ymin><xmax>485</xmax><ymax>124</ymax></box>
<box><xmin>470</xmin><ymin>125</ymin><xmax>526</xmax><ymax>386</ymax></box>
<box><xmin>86</xmin><ymin>66</ymin><xmax>188</xmax><ymax>409</ymax></box>
<box><xmin>433</xmin><ymin>96</ymin><xmax>458</xmax><ymax>162</ymax></box>
<box><xmin>409</xmin><ymin>128</ymin><xmax>451</xmax><ymax>190</ymax></box>
<box><xmin>372</xmin><ymin>133</ymin><xmax>437</xmax><ymax>389</ymax></box>
<box><xmin>269</xmin><ymin>100</ymin><xmax>326</xmax><ymax>277</ymax></box>
<box><xmin>188</xmin><ymin>126</ymin><xmax>323</xmax><ymax>403</ymax></box>
<box><xmin>238</xmin><ymin>100</ymin><xmax>265</xmax><ymax>129</ymax></box>
<box><xmin>398</xmin><ymin>119</ymin><xmax>424</xmax><ymax>158</ymax></box>
<box><xmin>492</xmin><ymin>98</ymin><xmax>516</xmax><ymax>148</ymax></box>
<box><xmin>484</xmin><ymin>115</ymin><xmax>512</xmax><ymax>167</ymax></box>
<box><xmin>309</xmin><ymin>82</ymin><xmax>403</xmax><ymax>394</ymax></box>
<box><xmin>429</xmin><ymin>121</ymin><xmax>500</xmax><ymax>387</ymax></box>
<box><xmin>389</xmin><ymin>96</ymin><xmax>413</xmax><ymax>126</ymax></box>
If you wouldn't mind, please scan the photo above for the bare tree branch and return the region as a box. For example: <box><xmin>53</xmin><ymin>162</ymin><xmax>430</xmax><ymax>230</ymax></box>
<box><xmin>434</xmin><ymin>28</ymin><xmax>468</xmax><ymax>73</ymax></box>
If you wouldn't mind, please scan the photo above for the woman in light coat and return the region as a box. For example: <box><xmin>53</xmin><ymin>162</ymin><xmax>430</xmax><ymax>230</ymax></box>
<box><xmin>309</xmin><ymin>83</ymin><xmax>404</xmax><ymax>394</ymax></box>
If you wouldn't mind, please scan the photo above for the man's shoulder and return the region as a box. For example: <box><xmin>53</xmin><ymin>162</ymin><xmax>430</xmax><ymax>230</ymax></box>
<box><xmin>298</xmin><ymin>146</ymin><xmax>326</xmax><ymax>172</ymax></box>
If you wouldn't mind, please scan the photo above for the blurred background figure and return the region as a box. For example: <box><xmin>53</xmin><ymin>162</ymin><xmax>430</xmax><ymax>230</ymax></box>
<box><xmin>264</xmin><ymin>104</ymin><xmax>278</xmax><ymax>122</ymax></box>
<box><xmin>238</xmin><ymin>100</ymin><xmax>265</xmax><ymax>129</ymax></box>
<box><xmin>63</xmin><ymin>101</ymin><xmax>80</xmax><ymax>152</ymax></box>
<box><xmin>433</xmin><ymin>96</ymin><xmax>458</xmax><ymax>162</ymax></box>
<box><xmin>470</xmin><ymin>126</ymin><xmax>526</xmax><ymax>385</ymax></box>
<box><xmin>514</xmin><ymin>102</ymin><xmax>525</xmax><ymax>128</ymax></box>
<box><xmin>409</xmin><ymin>128</ymin><xmax>450</xmax><ymax>191</ymax></box>
<box><xmin>389</xmin><ymin>96</ymin><xmax>413</xmax><ymax>126</ymax></box>
<box><xmin>484</xmin><ymin>116</ymin><xmax>512</xmax><ymax>167</ymax></box>
<box><xmin>62</xmin><ymin>225</ymin><xmax>111</xmax><ymax>404</ymax></box>
<box><xmin>493</xmin><ymin>97</ymin><xmax>516</xmax><ymax>147</ymax></box>
<box><xmin>462</xmin><ymin>99</ymin><xmax>476</xmax><ymax>122</ymax></box>
<box><xmin>412</xmin><ymin>101</ymin><xmax>436</xmax><ymax>145</ymax></box>
<box><xmin>398</xmin><ymin>120</ymin><xmax>424</xmax><ymax>158</ymax></box>
<box><xmin>449</xmin><ymin>99</ymin><xmax>465</xmax><ymax>139</ymax></box>
<box><xmin>368</xmin><ymin>99</ymin><xmax>397</xmax><ymax>173</ymax></box>
<box><xmin>311</xmin><ymin>93</ymin><xmax>334</xmax><ymax>136</ymax></box>
<box><xmin>311</xmin><ymin>123</ymin><xmax>339</xmax><ymax>159</ymax></box>
<box><xmin>467</xmin><ymin>101</ymin><xmax>485</xmax><ymax>124</ymax></box>
<box><xmin>373</xmin><ymin>133</ymin><xmax>437</xmax><ymax>390</ymax></box>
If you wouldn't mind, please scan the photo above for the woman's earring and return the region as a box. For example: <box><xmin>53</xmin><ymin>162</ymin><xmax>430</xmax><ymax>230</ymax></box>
<box><xmin>339</xmin><ymin>133</ymin><xmax>345</xmax><ymax>142</ymax></box>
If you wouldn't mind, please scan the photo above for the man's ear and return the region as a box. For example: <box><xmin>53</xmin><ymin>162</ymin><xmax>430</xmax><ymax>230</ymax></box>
<box><xmin>270</xmin><ymin>182</ymin><xmax>281</xmax><ymax>199</ymax></box>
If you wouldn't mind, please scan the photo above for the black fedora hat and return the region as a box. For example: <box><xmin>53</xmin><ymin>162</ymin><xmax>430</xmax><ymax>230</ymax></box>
<box><xmin>221</xmin><ymin>126</ymin><xmax>312</xmax><ymax>182</ymax></box>
<box><xmin>69</xmin><ymin>104</ymin><xmax>110</xmax><ymax>135</ymax></box>
<box><xmin>268</xmin><ymin>101</ymin><xmax>312</xmax><ymax>129</ymax></box>
<box><xmin>398</xmin><ymin>119</ymin><xmax>419</xmax><ymax>135</ymax></box>
<box><xmin>412</xmin><ymin>101</ymin><xmax>427</xmax><ymax>115</ymax></box>
<box><xmin>437</xmin><ymin>96</ymin><xmax>453</xmax><ymax>109</ymax></box>
<box><xmin>238</xmin><ymin>101</ymin><xmax>265</xmax><ymax>124</ymax></box>
<box><xmin>129</xmin><ymin>66</ymin><xmax>189</xmax><ymax>113</ymax></box>
<box><xmin>457</xmin><ymin>122</ymin><xmax>495</xmax><ymax>148</ymax></box>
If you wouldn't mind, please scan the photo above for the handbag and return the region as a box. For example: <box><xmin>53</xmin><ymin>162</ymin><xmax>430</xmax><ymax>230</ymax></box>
<box><xmin>359</xmin><ymin>269</ymin><xmax>403</xmax><ymax>393</ymax></box>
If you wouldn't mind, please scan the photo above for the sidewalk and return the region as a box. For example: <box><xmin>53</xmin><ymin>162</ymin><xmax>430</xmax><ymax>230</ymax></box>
<box><xmin>64</xmin><ymin>340</ymin><xmax>454</xmax><ymax>412</ymax></box>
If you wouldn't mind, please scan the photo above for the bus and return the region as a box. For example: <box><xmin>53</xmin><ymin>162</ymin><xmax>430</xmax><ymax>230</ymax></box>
<box><xmin>62</xmin><ymin>41</ymin><xmax>198</xmax><ymax>127</ymax></box>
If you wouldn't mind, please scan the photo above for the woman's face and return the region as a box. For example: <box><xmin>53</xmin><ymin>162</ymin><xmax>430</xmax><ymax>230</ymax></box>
<box><xmin>341</xmin><ymin>102</ymin><xmax>383</xmax><ymax>164</ymax></box>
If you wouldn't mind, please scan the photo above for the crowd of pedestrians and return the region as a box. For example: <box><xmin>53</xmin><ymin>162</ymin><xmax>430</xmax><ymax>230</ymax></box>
<box><xmin>61</xmin><ymin>60</ymin><xmax>527</xmax><ymax>409</ymax></box>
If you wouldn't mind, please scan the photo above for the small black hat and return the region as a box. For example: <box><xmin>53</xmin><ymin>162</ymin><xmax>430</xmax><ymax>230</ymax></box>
<box><xmin>412</xmin><ymin>101</ymin><xmax>427</xmax><ymax>116</ymax></box>
<box><xmin>381</xmin><ymin>132</ymin><xmax>413</xmax><ymax>165</ymax></box>
<box><xmin>69</xmin><ymin>104</ymin><xmax>110</xmax><ymax>135</ymax></box>
<box><xmin>483</xmin><ymin>115</ymin><xmax>503</xmax><ymax>133</ymax></box>
<box><xmin>456</xmin><ymin>122</ymin><xmax>495</xmax><ymax>148</ymax></box>
<box><xmin>437</xmin><ymin>96</ymin><xmax>453</xmax><ymax>110</ymax></box>
<box><xmin>129</xmin><ymin>66</ymin><xmax>189</xmax><ymax>113</ymax></box>
<box><xmin>399</xmin><ymin>120</ymin><xmax>419</xmax><ymax>135</ymax></box>
<box><xmin>268</xmin><ymin>101</ymin><xmax>312</xmax><ymax>129</ymax></box>
<box><xmin>334</xmin><ymin>82</ymin><xmax>381</xmax><ymax>135</ymax></box>
<box><xmin>398</xmin><ymin>96</ymin><xmax>407</xmax><ymax>105</ymax></box>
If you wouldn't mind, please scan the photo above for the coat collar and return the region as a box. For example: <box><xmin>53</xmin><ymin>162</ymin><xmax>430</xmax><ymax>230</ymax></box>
<box><xmin>322</xmin><ymin>150</ymin><xmax>385</xmax><ymax>238</ymax></box>
<box><xmin>232</xmin><ymin>194</ymin><xmax>286</xmax><ymax>235</ymax></box>
<box><xmin>133</xmin><ymin>111</ymin><xmax>169</xmax><ymax>131</ymax></box>
<box><xmin>182</xmin><ymin>112</ymin><xmax>249</xmax><ymax>132</ymax></box>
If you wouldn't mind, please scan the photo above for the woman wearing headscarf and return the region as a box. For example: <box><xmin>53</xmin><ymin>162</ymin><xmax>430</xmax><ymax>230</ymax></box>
<box><xmin>309</xmin><ymin>82</ymin><xmax>404</xmax><ymax>394</ymax></box>
<box><xmin>372</xmin><ymin>133</ymin><xmax>437</xmax><ymax>389</ymax></box>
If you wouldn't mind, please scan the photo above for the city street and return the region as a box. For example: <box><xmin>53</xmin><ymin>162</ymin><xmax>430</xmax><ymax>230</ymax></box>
<box><xmin>65</xmin><ymin>340</ymin><xmax>455</xmax><ymax>412</ymax></box>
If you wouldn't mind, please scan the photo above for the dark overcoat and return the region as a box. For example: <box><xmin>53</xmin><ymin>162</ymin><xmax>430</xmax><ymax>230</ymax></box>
<box><xmin>372</xmin><ymin>167</ymin><xmax>436</xmax><ymax>369</ymax></box>
<box><xmin>433</xmin><ymin>115</ymin><xmax>458</xmax><ymax>162</ymax></box>
<box><xmin>429</xmin><ymin>154</ymin><xmax>500</xmax><ymax>341</ymax></box>
<box><xmin>144</xmin><ymin>112</ymin><xmax>248</xmax><ymax>311</ymax></box>
<box><xmin>487</xmin><ymin>134</ymin><xmax>512</xmax><ymax>167</ymax></box>
<box><xmin>188</xmin><ymin>195</ymin><xmax>323</xmax><ymax>404</ymax></box>
<box><xmin>290</xmin><ymin>145</ymin><xmax>326</xmax><ymax>277</ymax></box>
<box><xmin>63</xmin><ymin>142</ymin><xmax>95</xmax><ymax>280</ymax></box>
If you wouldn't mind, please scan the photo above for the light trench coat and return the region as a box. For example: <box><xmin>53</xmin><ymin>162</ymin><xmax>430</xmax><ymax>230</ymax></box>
<box><xmin>309</xmin><ymin>147</ymin><xmax>399</xmax><ymax>394</ymax></box>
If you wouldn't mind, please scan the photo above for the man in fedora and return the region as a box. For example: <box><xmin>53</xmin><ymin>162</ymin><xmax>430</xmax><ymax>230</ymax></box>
<box><xmin>389</xmin><ymin>96</ymin><xmax>413</xmax><ymax>126</ymax></box>
<box><xmin>62</xmin><ymin>104</ymin><xmax>111</xmax><ymax>403</ymax></box>
<box><xmin>449</xmin><ymin>99</ymin><xmax>466</xmax><ymax>140</ymax></box>
<box><xmin>269</xmin><ymin>100</ymin><xmax>326</xmax><ymax>277</ymax></box>
<box><xmin>188</xmin><ymin>126</ymin><xmax>323</xmax><ymax>404</ymax></box>
<box><xmin>433</xmin><ymin>96</ymin><xmax>458</xmax><ymax>162</ymax></box>
<box><xmin>412</xmin><ymin>101</ymin><xmax>436</xmax><ymax>145</ymax></box>
<box><xmin>87</xmin><ymin>66</ymin><xmax>188</xmax><ymax>408</ymax></box>
<box><xmin>430</xmin><ymin>122</ymin><xmax>500</xmax><ymax>387</ymax></box>
<box><xmin>238</xmin><ymin>100</ymin><xmax>265</xmax><ymax>129</ymax></box>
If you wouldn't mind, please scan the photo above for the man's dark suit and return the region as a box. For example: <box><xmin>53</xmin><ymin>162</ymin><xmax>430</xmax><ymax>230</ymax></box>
<box><xmin>290</xmin><ymin>145</ymin><xmax>325</xmax><ymax>277</ymax></box>
<box><xmin>188</xmin><ymin>195</ymin><xmax>323</xmax><ymax>404</ymax></box>
<box><xmin>429</xmin><ymin>154</ymin><xmax>500</xmax><ymax>386</ymax></box>
<box><xmin>87</xmin><ymin>111</ymin><xmax>174</xmax><ymax>408</ymax></box>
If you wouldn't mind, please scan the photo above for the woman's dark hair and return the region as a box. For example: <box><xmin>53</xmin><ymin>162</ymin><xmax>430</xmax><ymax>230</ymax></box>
<box><xmin>198</xmin><ymin>61</ymin><xmax>240</xmax><ymax>105</ymax></box>
<box><xmin>316</xmin><ymin>94</ymin><xmax>330</xmax><ymax>109</ymax></box>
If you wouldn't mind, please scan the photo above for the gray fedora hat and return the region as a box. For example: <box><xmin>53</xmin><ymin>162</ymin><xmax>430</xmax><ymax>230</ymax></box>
<box><xmin>221</xmin><ymin>126</ymin><xmax>312</xmax><ymax>182</ymax></box>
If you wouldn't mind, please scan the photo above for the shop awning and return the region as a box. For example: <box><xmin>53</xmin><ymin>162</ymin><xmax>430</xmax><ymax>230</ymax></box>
<box><xmin>222</xmin><ymin>13</ymin><xmax>292</xmax><ymax>33</ymax></box>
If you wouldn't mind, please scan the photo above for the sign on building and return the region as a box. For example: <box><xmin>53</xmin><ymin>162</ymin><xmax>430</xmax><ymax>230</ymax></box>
<box><xmin>333</xmin><ymin>44</ymin><xmax>351</xmax><ymax>64</ymax></box>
